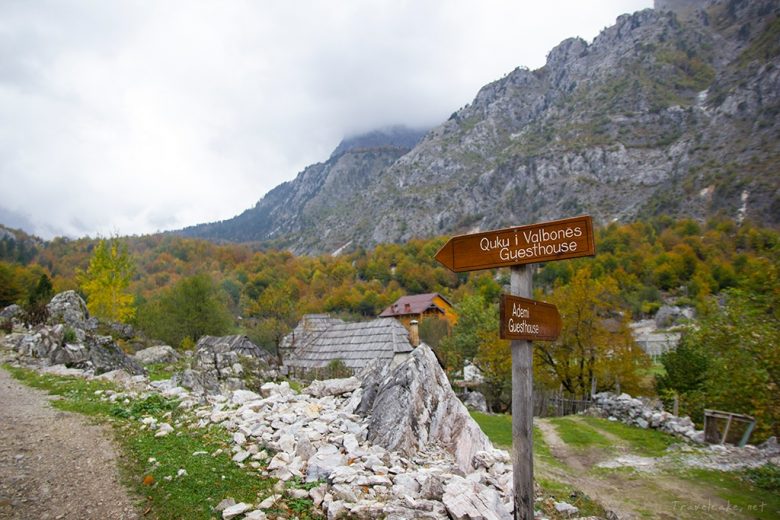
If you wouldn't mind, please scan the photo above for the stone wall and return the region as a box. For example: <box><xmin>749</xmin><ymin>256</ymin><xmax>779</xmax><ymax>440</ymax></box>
<box><xmin>591</xmin><ymin>392</ymin><xmax>705</xmax><ymax>443</ymax></box>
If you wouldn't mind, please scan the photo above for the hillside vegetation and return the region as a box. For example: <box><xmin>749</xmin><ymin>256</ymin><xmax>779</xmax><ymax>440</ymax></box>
<box><xmin>1</xmin><ymin>216</ymin><xmax>778</xmax><ymax>439</ymax></box>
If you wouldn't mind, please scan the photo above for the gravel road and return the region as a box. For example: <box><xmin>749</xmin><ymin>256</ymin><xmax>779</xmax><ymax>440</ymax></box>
<box><xmin>0</xmin><ymin>367</ymin><xmax>140</xmax><ymax>519</ymax></box>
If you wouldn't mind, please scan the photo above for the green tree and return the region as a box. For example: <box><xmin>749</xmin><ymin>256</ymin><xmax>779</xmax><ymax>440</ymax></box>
<box><xmin>670</xmin><ymin>290</ymin><xmax>779</xmax><ymax>441</ymax></box>
<box><xmin>79</xmin><ymin>238</ymin><xmax>135</xmax><ymax>323</ymax></box>
<box><xmin>23</xmin><ymin>273</ymin><xmax>54</xmax><ymax>325</ymax></box>
<box><xmin>135</xmin><ymin>273</ymin><xmax>233</xmax><ymax>348</ymax></box>
<box><xmin>439</xmin><ymin>294</ymin><xmax>496</xmax><ymax>373</ymax></box>
<box><xmin>0</xmin><ymin>262</ymin><xmax>22</xmax><ymax>307</ymax></box>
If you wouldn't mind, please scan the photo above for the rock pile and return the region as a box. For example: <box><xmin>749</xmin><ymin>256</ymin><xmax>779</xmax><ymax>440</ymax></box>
<box><xmin>0</xmin><ymin>292</ymin><xmax>144</xmax><ymax>376</ymax></box>
<box><xmin>52</xmin><ymin>343</ymin><xmax>516</xmax><ymax>519</ymax></box>
<box><xmin>150</xmin><ymin>363</ymin><xmax>515</xmax><ymax>519</ymax></box>
<box><xmin>590</xmin><ymin>392</ymin><xmax>705</xmax><ymax>443</ymax></box>
<box><xmin>172</xmin><ymin>335</ymin><xmax>278</xmax><ymax>396</ymax></box>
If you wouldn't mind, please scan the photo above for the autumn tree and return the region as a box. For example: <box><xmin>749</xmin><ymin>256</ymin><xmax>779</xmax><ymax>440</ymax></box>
<box><xmin>535</xmin><ymin>267</ymin><xmax>650</xmax><ymax>399</ymax></box>
<box><xmin>79</xmin><ymin>238</ymin><xmax>135</xmax><ymax>323</ymax></box>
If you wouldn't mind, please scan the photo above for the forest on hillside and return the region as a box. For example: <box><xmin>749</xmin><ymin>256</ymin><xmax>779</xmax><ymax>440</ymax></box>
<box><xmin>1</xmin><ymin>216</ymin><xmax>778</xmax><ymax>439</ymax></box>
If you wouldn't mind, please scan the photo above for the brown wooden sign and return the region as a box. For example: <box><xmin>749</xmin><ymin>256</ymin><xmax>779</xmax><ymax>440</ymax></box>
<box><xmin>434</xmin><ymin>215</ymin><xmax>595</xmax><ymax>272</ymax></box>
<box><xmin>499</xmin><ymin>294</ymin><xmax>562</xmax><ymax>341</ymax></box>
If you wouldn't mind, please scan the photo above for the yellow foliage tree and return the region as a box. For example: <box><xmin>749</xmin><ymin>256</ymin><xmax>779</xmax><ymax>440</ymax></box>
<box><xmin>79</xmin><ymin>238</ymin><xmax>136</xmax><ymax>323</ymax></box>
<box><xmin>535</xmin><ymin>267</ymin><xmax>650</xmax><ymax>398</ymax></box>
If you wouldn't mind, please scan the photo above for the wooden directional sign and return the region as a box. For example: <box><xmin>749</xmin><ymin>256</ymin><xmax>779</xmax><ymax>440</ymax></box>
<box><xmin>499</xmin><ymin>294</ymin><xmax>562</xmax><ymax>341</ymax></box>
<box><xmin>434</xmin><ymin>215</ymin><xmax>595</xmax><ymax>272</ymax></box>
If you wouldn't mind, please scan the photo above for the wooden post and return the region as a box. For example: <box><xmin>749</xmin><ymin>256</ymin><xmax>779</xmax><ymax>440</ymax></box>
<box><xmin>511</xmin><ymin>265</ymin><xmax>534</xmax><ymax>520</ymax></box>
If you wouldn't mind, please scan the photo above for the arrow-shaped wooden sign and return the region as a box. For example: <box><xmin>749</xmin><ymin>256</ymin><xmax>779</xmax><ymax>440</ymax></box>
<box><xmin>434</xmin><ymin>215</ymin><xmax>595</xmax><ymax>272</ymax></box>
<box><xmin>499</xmin><ymin>294</ymin><xmax>562</xmax><ymax>341</ymax></box>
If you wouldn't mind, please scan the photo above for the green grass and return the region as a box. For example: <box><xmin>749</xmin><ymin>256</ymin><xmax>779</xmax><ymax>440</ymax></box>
<box><xmin>145</xmin><ymin>362</ymin><xmax>178</xmax><ymax>382</ymax></box>
<box><xmin>579</xmin><ymin>416</ymin><xmax>677</xmax><ymax>457</ymax></box>
<box><xmin>469</xmin><ymin>411</ymin><xmax>562</xmax><ymax>468</ymax></box>
<box><xmin>3</xmin><ymin>365</ymin><xmax>323</xmax><ymax>520</ymax></box>
<box><xmin>743</xmin><ymin>464</ymin><xmax>780</xmax><ymax>493</ymax></box>
<box><xmin>535</xmin><ymin>477</ymin><xmax>607</xmax><ymax>518</ymax></box>
<box><xmin>676</xmin><ymin>468</ymin><xmax>780</xmax><ymax>520</ymax></box>
<box><xmin>470</xmin><ymin>411</ymin><xmax>513</xmax><ymax>447</ymax></box>
<box><xmin>548</xmin><ymin>417</ymin><xmax>612</xmax><ymax>450</ymax></box>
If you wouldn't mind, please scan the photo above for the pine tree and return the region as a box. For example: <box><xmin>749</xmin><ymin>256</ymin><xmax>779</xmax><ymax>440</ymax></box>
<box><xmin>79</xmin><ymin>238</ymin><xmax>135</xmax><ymax>323</ymax></box>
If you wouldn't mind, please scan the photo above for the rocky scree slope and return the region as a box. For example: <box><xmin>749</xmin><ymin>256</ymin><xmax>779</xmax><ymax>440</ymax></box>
<box><xmin>180</xmin><ymin>0</ymin><xmax>780</xmax><ymax>255</ymax></box>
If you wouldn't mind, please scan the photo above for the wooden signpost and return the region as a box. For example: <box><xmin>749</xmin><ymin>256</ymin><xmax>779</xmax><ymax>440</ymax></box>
<box><xmin>434</xmin><ymin>215</ymin><xmax>595</xmax><ymax>272</ymax></box>
<box><xmin>435</xmin><ymin>215</ymin><xmax>595</xmax><ymax>520</ymax></box>
<box><xmin>499</xmin><ymin>294</ymin><xmax>562</xmax><ymax>342</ymax></box>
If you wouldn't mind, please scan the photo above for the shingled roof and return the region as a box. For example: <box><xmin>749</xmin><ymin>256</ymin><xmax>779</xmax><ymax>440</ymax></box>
<box><xmin>280</xmin><ymin>314</ymin><xmax>343</xmax><ymax>354</ymax></box>
<box><xmin>283</xmin><ymin>316</ymin><xmax>413</xmax><ymax>372</ymax></box>
<box><xmin>379</xmin><ymin>293</ymin><xmax>450</xmax><ymax>318</ymax></box>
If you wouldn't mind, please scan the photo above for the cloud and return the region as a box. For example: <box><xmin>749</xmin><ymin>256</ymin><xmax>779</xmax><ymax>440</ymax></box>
<box><xmin>0</xmin><ymin>0</ymin><xmax>652</xmax><ymax>239</ymax></box>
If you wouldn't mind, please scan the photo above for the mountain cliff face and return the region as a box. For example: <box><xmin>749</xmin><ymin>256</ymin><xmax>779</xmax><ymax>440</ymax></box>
<box><xmin>181</xmin><ymin>0</ymin><xmax>780</xmax><ymax>254</ymax></box>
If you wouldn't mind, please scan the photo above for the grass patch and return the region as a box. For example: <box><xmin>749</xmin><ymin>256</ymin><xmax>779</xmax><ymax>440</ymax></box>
<box><xmin>743</xmin><ymin>464</ymin><xmax>780</xmax><ymax>493</ymax></box>
<box><xmin>548</xmin><ymin>417</ymin><xmax>612</xmax><ymax>450</ymax></box>
<box><xmin>145</xmin><ymin>362</ymin><xmax>179</xmax><ymax>382</ymax></box>
<box><xmin>536</xmin><ymin>477</ymin><xmax>607</xmax><ymax>518</ymax></box>
<box><xmin>580</xmin><ymin>416</ymin><xmax>677</xmax><ymax>457</ymax></box>
<box><xmin>676</xmin><ymin>468</ymin><xmax>780</xmax><ymax>520</ymax></box>
<box><xmin>470</xmin><ymin>411</ymin><xmax>513</xmax><ymax>447</ymax></box>
<box><xmin>3</xmin><ymin>365</ymin><xmax>323</xmax><ymax>519</ymax></box>
<box><xmin>123</xmin><ymin>423</ymin><xmax>273</xmax><ymax>519</ymax></box>
<box><xmin>470</xmin><ymin>411</ymin><xmax>562</xmax><ymax>468</ymax></box>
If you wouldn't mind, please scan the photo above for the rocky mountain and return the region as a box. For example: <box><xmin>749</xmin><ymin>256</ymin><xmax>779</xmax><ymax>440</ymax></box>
<box><xmin>180</xmin><ymin>0</ymin><xmax>780</xmax><ymax>254</ymax></box>
<box><xmin>178</xmin><ymin>126</ymin><xmax>428</xmax><ymax>251</ymax></box>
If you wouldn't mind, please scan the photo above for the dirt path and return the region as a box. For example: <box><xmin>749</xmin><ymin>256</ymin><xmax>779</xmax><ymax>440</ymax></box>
<box><xmin>535</xmin><ymin>417</ymin><xmax>744</xmax><ymax>520</ymax></box>
<box><xmin>0</xmin><ymin>367</ymin><xmax>140</xmax><ymax>520</ymax></box>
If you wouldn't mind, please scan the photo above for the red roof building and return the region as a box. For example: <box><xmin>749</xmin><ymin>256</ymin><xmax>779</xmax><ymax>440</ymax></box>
<box><xmin>378</xmin><ymin>293</ymin><xmax>457</xmax><ymax>328</ymax></box>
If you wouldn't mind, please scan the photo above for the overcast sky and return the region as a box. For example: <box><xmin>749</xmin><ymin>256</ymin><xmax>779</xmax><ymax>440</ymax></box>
<box><xmin>1</xmin><ymin>0</ymin><xmax>652</xmax><ymax>239</ymax></box>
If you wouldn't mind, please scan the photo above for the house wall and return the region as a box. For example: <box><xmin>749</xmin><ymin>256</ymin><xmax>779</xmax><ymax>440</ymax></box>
<box><xmin>431</xmin><ymin>295</ymin><xmax>458</xmax><ymax>325</ymax></box>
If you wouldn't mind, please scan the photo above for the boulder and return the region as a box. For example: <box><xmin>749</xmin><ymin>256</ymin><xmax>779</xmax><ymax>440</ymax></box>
<box><xmin>306</xmin><ymin>444</ymin><xmax>347</xmax><ymax>481</ymax></box>
<box><xmin>442</xmin><ymin>475</ymin><xmax>512</xmax><ymax>520</ymax></box>
<box><xmin>172</xmin><ymin>368</ymin><xmax>220</xmax><ymax>395</ymax></box>
<box><xmin>87</xmin><ymin>335</ymin><xmax>145</xmax><ymax>375</ymax></box>
<box><xmin>359</xmin><ymin>344</ymin><xmax>494</xmax><ymax>472</ymax></box>
<box><xmin>49</xmin><ymin>342</ymin><xmax>90</xmax><ymax>366</ymax></box>
<box><xmin>134</xmin><ymin>345</ymin><xmax>179</xmax><ymax>365</ymax></box>
<box><xmin>46</xmin><ymin>291</ymin><xmax>93</xmax><ymax>330</ymax></box>
<box><xmin>16</xmin><ymin>325</ymin><xmax>65</xmax><ymax>358</ymax></box>
<box><xmin>0</xmin><ymin>304</ymin><xmax>22</xmax><ymax>320</ymax></box>
<box><xmin>461</xmin><ymin>390</ymin><xmax>489</xmax><ymax>413</ymax></box>
<box><xmin>304</xmin><ymin>377</ymin><xmax>361</xmax><ymax>397</ymax></box>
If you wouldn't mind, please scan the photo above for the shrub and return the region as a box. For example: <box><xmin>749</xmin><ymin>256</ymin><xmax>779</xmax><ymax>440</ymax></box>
<box><xmin>63</xmin><ymin>327</ymin><xmax>77</xmax><ymax>344</ymax></box>
<box><xmin>0</xmin><ymin>319</ymin><xmax>12</xmax><ymax>333</ymax></box>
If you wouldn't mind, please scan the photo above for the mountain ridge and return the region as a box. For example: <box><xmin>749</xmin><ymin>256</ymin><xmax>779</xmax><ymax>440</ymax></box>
<box><xmin>179</xmin><ymin>0</ymin><xmax>780</xmax><ymax>254</ymax></box>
